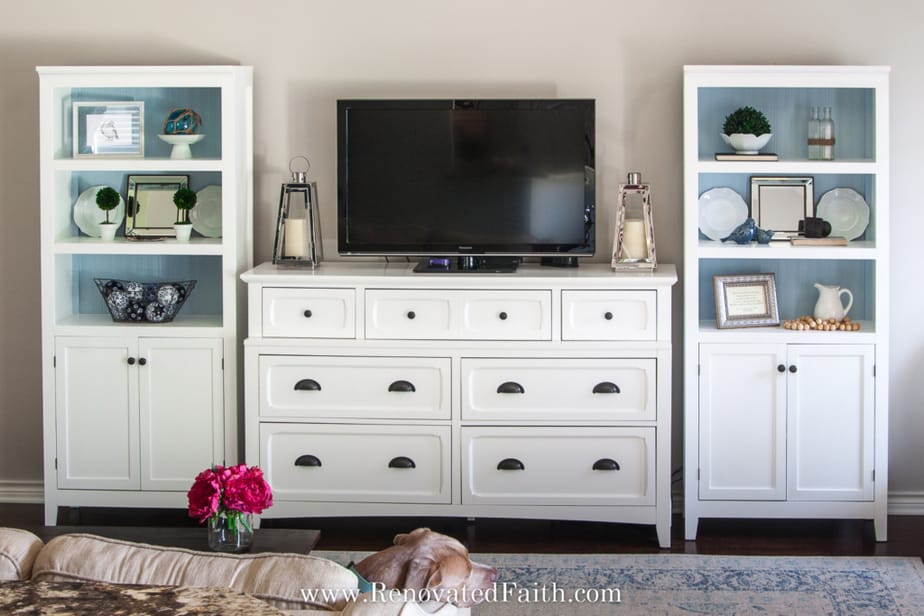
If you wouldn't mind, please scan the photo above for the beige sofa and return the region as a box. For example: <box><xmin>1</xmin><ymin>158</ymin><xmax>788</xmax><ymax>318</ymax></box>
<box><xmin>0</xmin><ymin>527</ymin><xmax>467</xmax><ymax>615</ymax></box>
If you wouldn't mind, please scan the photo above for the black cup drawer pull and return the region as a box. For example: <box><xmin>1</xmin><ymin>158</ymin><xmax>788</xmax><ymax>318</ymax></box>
<box><xmin>497</xmin><ymin>458</ymin><xmax>525</xmax><ymax>471</ymax></box>
<box><xmin>592</xmin><ymin>381</ymin><xmax>621</xmax><ymax>394</ymax></box>
<box><xmin>388</xmin><ymin>456</ymin><xmax>417</xmax><ymax>469</ymax></box>
<box><xmin>592</xmin><ymin>458</ymin><xmax>621</xmax><ymax>471</ymax></box>
<box><xmin>294</xmin><ymin>454</ymin><xmax>322</xmax><ymax>467</ymax></box>
<box><xmin>294</xmin><ymin>379</ymin><xmax>322</xmax><ymax>391</ymax></box>
<box><xmin>497</xmin><ymin>381</ymin><xmax>525</xmax><ymax>394</ymax></box>
<box><xmin>388</xmin><ymin>380</ymin><xmax>417</xmax><ymax>393</ymax></box>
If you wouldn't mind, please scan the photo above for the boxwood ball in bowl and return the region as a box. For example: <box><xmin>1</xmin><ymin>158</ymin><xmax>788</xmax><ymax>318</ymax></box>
<box><xmin>95</xmin><ymin>279</ymin><xmax>196</xmax><ymax>323</ymax></box>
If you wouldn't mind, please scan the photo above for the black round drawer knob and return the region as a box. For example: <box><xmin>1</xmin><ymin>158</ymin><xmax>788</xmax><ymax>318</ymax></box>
<box><xmin>498</xmin><ymin>311</ymin><xmax>508</xmax><ymax>320</ymax></box>
<box><xmin>303</xmin><ymin>309</ymin><xmax>313</xmax><ymax>318</ymax></box>
<box><xmin>778</xmin><ymin>364</ymin><xmax>786</xmax><ymax>373</ymax></box>
<box><xmin>138</xmin><ymin>357</ymin><xmax>147</xmax><ymax>366</ymax></box>
<box><xmin>407</xmin><ymin>311</ymin><xmax>416</xmax><ymax>320</ymax></box>
<box><xmin>127</xmin><ymin>357</ymin><xmax>136</xmax><ymax>365</ymax></box>
<box><xmin>789</xmin><ymin>365</ymin><xmax>798</xmax><ymax>373</ymax></box>
<box><xmin>604</xmin><ymin>312</ymin><xmax>613</xmax><ymax>320</ymax></box>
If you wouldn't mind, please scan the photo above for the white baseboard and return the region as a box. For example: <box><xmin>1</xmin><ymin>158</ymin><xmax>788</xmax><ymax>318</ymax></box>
<box><xmin>0</xmin><ymin>480</ymin><xmax>44</xmax><ymax>504</ymax></box>
<box><xmin>672</xmin><ymin>487</ymin><xmax>924</xmax><ymax>516</ymax></box>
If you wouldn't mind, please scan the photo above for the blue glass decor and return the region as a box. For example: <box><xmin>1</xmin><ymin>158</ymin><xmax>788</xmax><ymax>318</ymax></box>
<box><xmin>754</xmin><ymin>226</ymin><xmax>774</xmax><ymax>244</ymax></box>
<box><xmin>721</xmin><ymin>217</ymin><xmax>756</xmax><ymax>244</ymax></box>
<box><xmin>163</xmin><ymin>108</ymin><xmax>202</xmax><ymax>135</ymax></box>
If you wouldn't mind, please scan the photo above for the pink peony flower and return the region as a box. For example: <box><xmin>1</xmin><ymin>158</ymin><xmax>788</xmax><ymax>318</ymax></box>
<box><xmin>187</xmin><ymin>468</ymin><xmax>221</xmax><ymax>522</ymax></box>
<box><xmin>222</xmin><ymin>466</ymin><xmax>274</xmax><ymax>514</ymax></box>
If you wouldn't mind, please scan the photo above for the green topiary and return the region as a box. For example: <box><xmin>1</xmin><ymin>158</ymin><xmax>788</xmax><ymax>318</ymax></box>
<box><xmin>173</xmin><ymin>188</ymin><xmax>197</xmax><ymax>224</ymax></box>
<box><xmin>722</xmin><ymin>106</ymin><xmax>772</xmax><ymax>136</ymax></box>
<box><xmin>95</xmin><ymin>186</ymin><xmax>120</xmax><ymax>224</ymax></box>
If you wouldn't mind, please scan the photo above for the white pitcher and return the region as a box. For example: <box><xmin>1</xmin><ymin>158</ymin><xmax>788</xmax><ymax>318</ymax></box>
<box><xmin>813</xmin><ymin>283</ymin><xmax>853</xmax><ymax>321</ymax></box>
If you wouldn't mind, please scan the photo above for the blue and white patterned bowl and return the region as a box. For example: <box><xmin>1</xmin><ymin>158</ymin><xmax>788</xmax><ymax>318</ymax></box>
<box><xmin>94</xmin><ymin>279</ymin><xmax>196</xmax><ymax>323</ymax></box>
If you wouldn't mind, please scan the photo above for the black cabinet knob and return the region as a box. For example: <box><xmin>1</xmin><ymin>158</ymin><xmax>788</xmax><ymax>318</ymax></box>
<box><xmin>388</xmin><ymin>380</ymin><xmax>416</xmax><ymax>393</ymax></box>
<box><xmin>498</xmin><ymin>311</ymin><xmax>508</xmax><ymax>320</ymax></box>
<box><xmin>604</xmin><ymin>311</ymin><xmax>613</xmax><ymax>320</ymax></box>
<box><xmin>388</xmin><ymin>456</ymin><xmax>416</xmax><ymax>469</ymax></box>
<box><xmin>789</xmin><ymin>365</ymin><xmax>797</xmax><ymax>373</ymax></box>
<box><xmin>294</xmin><ymin>378</ymin><xmax>322</xmax><ymax>391</ymax></box>
<box><xmin>592</xmin><ymin>458</ymin><xmax>620</xmax><ymax>471</ymax></box>
<box><xmin>303</xmin><ymin>309</ymin><xmax>313</xmax><ymax>318</ymax></box>
<box><xmin>127</xmin><ymin>357</ymin><xmax>136</xmax><ymax>365</ymax></box>
<box><xmin>777</xmin><ymin>364</ymin><xmax>786</xmax><ymax>373</ymax></box>
<box><xmin>407</xmin><ymin>311</ymin><xmax>416</xmax><ymax>320</ymax></box>
<box><xmin>294</xmin><ymin>454</ymin><xmax>322</xmax><ymax>467</ymax></box>
<box><xmin>497</xmin><ymin>458</ymin><xmax>525</xmax><ymax>471</ymax></box>
<box><xmin>496</xmin><ymin>381</ymin><xmax>525</xmax><ymax>394</ymax></box>
<box><xmin>592</xmin><ymin>381</ymin><xmax>620</xmax><ymax>394</ymax></box>
<box><xmin>138</xmin><ymin>357</ymin><xmax>147</xmax><ymax>366</ymax></box>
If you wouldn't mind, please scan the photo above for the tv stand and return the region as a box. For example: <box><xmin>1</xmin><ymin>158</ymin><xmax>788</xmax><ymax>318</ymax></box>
<box><xmin>242</xmin><ymin>261</ymin><xmax>677</xmax><ymax>548</ymax></box>
<box><xmin>413</xmin><ymin>256</ymin><xmax>519</xmax><ymax>273</ymax></box>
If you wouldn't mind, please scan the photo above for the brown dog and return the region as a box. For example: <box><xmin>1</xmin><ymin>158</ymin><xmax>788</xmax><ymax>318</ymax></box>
<box><xmin>354</xmin><ymin>528</ymin><xmax>498</xmax><ymax>608</ymax></box>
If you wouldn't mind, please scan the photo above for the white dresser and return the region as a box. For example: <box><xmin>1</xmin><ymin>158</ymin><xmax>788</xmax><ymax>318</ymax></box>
<box><xmin>242</xmin><ymin>261</ymin><xmax>676</xmax><ymax>547</ymax></box>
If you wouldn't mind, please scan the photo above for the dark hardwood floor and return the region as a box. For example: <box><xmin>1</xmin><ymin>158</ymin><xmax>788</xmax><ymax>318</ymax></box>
<box><xmin>2</xmin><ymin>502</ymin><xmax>921</xmax><ymax>559</ymax></box>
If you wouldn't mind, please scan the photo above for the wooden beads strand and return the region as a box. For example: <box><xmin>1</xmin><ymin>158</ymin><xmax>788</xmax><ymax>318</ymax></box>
<box><xmin>782</xmin><ymin>315</ymin><xmax>861</xmax><ymax>331</ymax></box>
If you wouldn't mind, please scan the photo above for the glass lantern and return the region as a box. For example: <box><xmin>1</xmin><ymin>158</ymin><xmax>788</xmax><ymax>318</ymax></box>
<box><xmin>612</xmin><ymin>172</ymin><xmax>656</xmax><ymax>270</ymax></box>
<box><xmin>273</xmin><ymin>156</ymin><xmax>322</xmax><ymax>268</ymax></box>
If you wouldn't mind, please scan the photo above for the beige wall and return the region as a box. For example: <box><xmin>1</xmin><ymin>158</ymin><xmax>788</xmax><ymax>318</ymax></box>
<box><xmin>2</xmin><ymin>0</ymin><xmax>923</xmax><ymax>506</ymax></box>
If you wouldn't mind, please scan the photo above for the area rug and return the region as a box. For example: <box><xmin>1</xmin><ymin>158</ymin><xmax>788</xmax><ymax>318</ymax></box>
<box><xmin>313</xmin><ymin>551</ymin><xmax>924</xmax><ymax>615</ymax></box>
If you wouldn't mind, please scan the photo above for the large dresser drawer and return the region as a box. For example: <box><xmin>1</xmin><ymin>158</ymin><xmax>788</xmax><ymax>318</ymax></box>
<box><xmin>262</xmin><ymin>424</ymin><xmax>451</xmax><ymax>503</ymax></box>
<box><xmin>462</xmin><ymin>358</ymin><xmax>656</xmax><ymax>421</ymax></box>
<box><xmin>462</xmin><ymin>426</ymin><xmax>654</xmax><ymax>506</ymax></box>
<box><xmin>365</xmin><ymin>289</ymin><xmax>551</xmax><ymax>340</ymax></box>
<box><xmin>259</xmin><ymin>355</ymin><xmax>451</xmax><ymax>420</ymax></box>
<box><xmin>561</xmin><ymin>290</ymin><xmax>656</xmax><ymax>341</ymax></box>
<box><xmin>262</xmin><ymin>288</ymin><xmax>355</xmax><ymax>338</ymax></box>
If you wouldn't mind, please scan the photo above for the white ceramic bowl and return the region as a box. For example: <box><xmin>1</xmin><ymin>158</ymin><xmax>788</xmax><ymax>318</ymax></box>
<box><xmin>721</xmin><ymin>133</ymin><xmax>772</xmax><ymax>155</ymax></box>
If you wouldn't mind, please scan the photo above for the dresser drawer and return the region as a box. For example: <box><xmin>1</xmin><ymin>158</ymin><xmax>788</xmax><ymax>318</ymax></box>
<box><xmin>462</xmin><ymin>358</ymin><xmax>656</xmax><ymax>421</ymax></box>
<box><xmin>365</xmin><ymin>290</ymin><xmax>551</xmax><ymax>340</ymax></box>
<box><xmin>262</xmin><ymin>288</ymin><xmax>355</xmax><ymax>338</ymax></box>
<box><xmin>262</xmin><ymin>424</ymin><xmax>451</xmax><ymax>503</ymax></box>
<box><xmin>259</xmin><ymin>355</ymin><xmax>451</xmax><ymax>420</ymax></box>
<box><xmin>462</xmin><ymin>426</ymin><xmax>654</xmax><ymax>506</ymax></box>
<box><xmin>561</xmin><ymin>290</ymin><xmax>656</xmax><ymax>341</ymax></box>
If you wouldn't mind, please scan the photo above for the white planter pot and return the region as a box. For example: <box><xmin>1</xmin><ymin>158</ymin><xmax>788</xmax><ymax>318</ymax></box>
<box><xmin>99</xmin><ymin>223</ymin><xmax>117</xmax><ymax>241</ymax></box>
<box><xmin>174</xmin><ymin>224</ymin><xmax>193</xmax><ymax>241</ymax></box>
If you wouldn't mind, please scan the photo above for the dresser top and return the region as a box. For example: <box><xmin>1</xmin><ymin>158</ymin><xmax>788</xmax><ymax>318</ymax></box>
<box><xmin>242</xmin><ymin>261</ymin><xmax>677</xmax><ymax>288</ymax></box>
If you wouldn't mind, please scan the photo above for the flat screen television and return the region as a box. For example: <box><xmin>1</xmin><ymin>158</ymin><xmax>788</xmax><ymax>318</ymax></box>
<box><xmin>337</xmin><ymin>98</ymin><xmax>595</xmax><ymax>271</ymax></box>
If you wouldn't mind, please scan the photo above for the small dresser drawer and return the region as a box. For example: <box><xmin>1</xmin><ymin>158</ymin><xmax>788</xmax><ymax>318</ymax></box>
<box><xmin>259</xmin><ymin>355</ymin><xmax>451</xmax><ymax>420</ymax></box>
<box><xmin>462</xmin><ymin>426</ymin><xmax>654</xmax><ymax>506</ymax></box>
<box><xmin>365</xmin><ymin>289</ymin><xmax>551</xmax><ymax>340</ymax></box>
<box><xmin>262</xmin><ymin>288</ymin><xmax>355</xmax><ymax>338</ymax></box>
<box><xmin>262</xmin><ymin>424</ymin><xmax>451</xmax><ymax>503</ymax></box>
<box><xmin>462</xmin><ymin>358</ymin><xmax>656</xmax><ymax>421</ymax></box>
<box><xmin>562</xmin><ymin>290</ymin><xmax>656</xmax><ymax>341</ymax></box>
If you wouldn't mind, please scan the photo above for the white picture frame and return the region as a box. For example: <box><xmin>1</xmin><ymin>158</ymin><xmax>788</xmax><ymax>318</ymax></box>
<box><xmin>750</xmin><ymin>176</ymin><xmax>814</xmax><ymax>234</ymax></box>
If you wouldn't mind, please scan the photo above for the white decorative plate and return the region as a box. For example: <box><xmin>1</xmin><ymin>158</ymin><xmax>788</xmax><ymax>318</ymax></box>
<box><xmin>73</xmin><ymin>185</ymin><xmax>126</xmax><ymax>237</ymax></box>
<box><xmin>189</xmin><ymin>185</ymin><xmax>222</xmax><ymax>237</ymax></box>
<box><xmin>698</xmin><ymin>187</ymin><xmax>748</xmax><ymax>241</ymax></box>
<box><xmin>816</xmin><ymin>188</ymin><xmax>870</xmax><ymax>241</ymax></box>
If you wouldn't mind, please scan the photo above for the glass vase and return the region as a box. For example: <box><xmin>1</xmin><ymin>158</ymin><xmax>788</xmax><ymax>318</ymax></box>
<box><xmin>207</xmin><ymin>512</ymin><xmax>254</xmax><ymax>553</ymax></box>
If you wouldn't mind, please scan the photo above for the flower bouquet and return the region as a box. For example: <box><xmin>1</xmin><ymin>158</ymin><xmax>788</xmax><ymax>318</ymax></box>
<box><xmin>187</xmin><ymin>464</ymin><xmax>273</xmax><ymax>553</ymax></box>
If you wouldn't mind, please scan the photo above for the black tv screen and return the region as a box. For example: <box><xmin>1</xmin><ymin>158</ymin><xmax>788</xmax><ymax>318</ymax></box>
<box><xmin>337</xmin><ymin>99</ymin><xmax>595</xmax><ymax>259</ymax></box>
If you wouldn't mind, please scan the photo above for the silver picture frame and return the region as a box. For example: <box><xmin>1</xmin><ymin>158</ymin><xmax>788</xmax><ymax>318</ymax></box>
<box><xmin>750</xmin><ymin>176</ymin><xmax>814</xmax><ymax>234</ymax></box>
<box><xmin>126</xmin><ymin>174</ymin><xmax>188</xmax><ymax>237</ymax></box>
<box><xmin>714</xmin><ymin>273</ymin><xmax>780</xmax><ymax>329</ymax></box>
<box><xmin>73</xmin><ymin>101</ymin><xmax>144</xmax><ymax>158</ymax></box>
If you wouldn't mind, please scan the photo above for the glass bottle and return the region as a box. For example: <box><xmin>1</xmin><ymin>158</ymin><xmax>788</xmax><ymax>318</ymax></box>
<box><xmin>820</xmin><ymin>107</ymin><xmax>835</xmax><ymax>160</ymax></box>
<box><xmin>807</xmin><ymin>107</ymin><xmax>821</xmax><ymax>160</ymax></box>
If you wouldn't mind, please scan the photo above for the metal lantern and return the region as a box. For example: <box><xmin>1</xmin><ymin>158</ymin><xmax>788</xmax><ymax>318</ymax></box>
<box><xmin>273</xmin><ymin>156</ymin><xmax>322</xmax><ymax>268</ymax></box>
<box><xmin>612</xmin><ymin>171</ymin><xmax>656</xmax><ymax>270</ymax></box>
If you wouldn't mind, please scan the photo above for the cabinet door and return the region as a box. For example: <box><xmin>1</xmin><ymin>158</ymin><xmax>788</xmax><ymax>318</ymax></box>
<box><xmin>138</xmin><ymin>338</ymin><xmax>223</xmax><ymax>491</ymax></box>
<box><xmin>787</xmin><ymin>344</ymin><xmax>874</xmax><ymax>501</ymax></box>
<box><xmin>55</xmin><ymin>337</ymin><xmax>139</xmax><ymax>490</ymax></box>
<box><xmin>699</xmin><ymin>344</ymin><xmax>786</xmax><ymax>500</ymax></box>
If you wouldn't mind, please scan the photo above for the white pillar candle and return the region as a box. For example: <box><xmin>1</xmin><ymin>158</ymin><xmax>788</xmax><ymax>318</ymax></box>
<box><xmin>284</xmin><ymin>219</ymin><xmax>308</xmax><ymax>257</ymax></box>
<box><xmin>622</xmin><ymin>220</ymin><xmax>647</xmax><ymax>260</ymax></box>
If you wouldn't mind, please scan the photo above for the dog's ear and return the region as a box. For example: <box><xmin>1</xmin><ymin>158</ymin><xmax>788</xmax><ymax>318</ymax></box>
<box><xmin>393</xmin><ymin>527</ymin><xmax>431</xmax><ymax>546</ymax></box>
<box><xmin>402</xmin><ymin>556</ymin><xmax>438</xmax><ymax>589</ymax></box>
